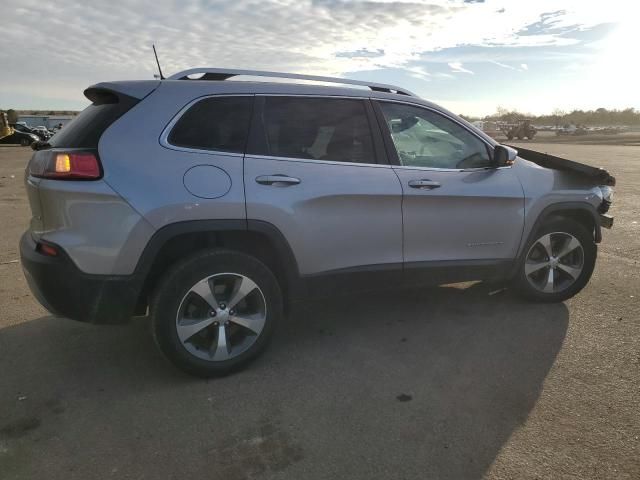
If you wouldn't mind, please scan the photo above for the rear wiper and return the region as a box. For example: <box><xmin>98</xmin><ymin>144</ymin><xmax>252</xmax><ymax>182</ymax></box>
<box><xmin>31</xmin><ymin>140</ymin><xmax>51</xmax><ymax>151</ymax></box>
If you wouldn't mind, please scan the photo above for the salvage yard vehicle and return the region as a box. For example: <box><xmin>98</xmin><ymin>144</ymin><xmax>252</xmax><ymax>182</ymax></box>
<box><xmin>20</xmin><ymin>68</ymin><xmax>615</xmax><ymax>377</ymax></box>
<box><xmin>11</xmin><ymin>123</ymin><xmax>51</xmax><ymax>141</ymax></box>
<box><xmin>500</xmin><ymin>119</ymin><xmax>537</xmax><ymax>140</ymax></box>
<box><xmin>0</xmin><ymin>113</ymin><xmax>38</xmax><ymax>146</ymax></box>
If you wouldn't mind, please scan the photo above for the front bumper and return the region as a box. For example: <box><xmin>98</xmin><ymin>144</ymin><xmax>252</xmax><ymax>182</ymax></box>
<box><xmin>600</xmin><ymin>214</ymin><xmax>614</xmax><ymax>229</ymax></box>
<box><xmin>20</xmin><ymin>232</ymin><xmax>139</xmax><ymax>324</ymax></box>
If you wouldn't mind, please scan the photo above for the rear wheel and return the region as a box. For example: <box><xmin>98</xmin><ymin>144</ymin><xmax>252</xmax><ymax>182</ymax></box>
<box><xmin>151</xmin><ymin>249</ymin><xmax>282</xmax><ymax>377</ymax></box>
<box><xmin>514</xmin><ymin>218</ymin><xmax>596</xmax><ymax>302</ymax></box>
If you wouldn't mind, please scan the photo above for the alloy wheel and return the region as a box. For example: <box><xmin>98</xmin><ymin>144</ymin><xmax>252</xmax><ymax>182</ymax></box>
<box><xmin>175</xmin><ymin>273</ymin><xmax>267</xmax><ymax>361</ymax></box>
<box><xmin>524</xmin><ymin>232</ymin><xmax>584</xmax><ymax>294</ymax></box>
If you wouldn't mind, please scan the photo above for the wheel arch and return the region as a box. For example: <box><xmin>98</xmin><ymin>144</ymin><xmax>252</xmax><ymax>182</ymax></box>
<box><xmin>519</xmin><ymin>202</ymin><xmax>601</xmax><ymax>258</ymax></box>
<box><xmin>508</xmin><ymin>202</ymin><xmax>600</xmax><ymax>279</ymax></box>
<box><xmin>131</xmin><ymin>220</ymin><xmax>302</xmax><ymax>315</ymax></box>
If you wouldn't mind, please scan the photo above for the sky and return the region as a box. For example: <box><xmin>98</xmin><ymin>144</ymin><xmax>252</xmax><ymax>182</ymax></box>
<box><xmin>1</xmin><ymin>0</ymin><xmax>639</xmax><ymax>117</ymax></box>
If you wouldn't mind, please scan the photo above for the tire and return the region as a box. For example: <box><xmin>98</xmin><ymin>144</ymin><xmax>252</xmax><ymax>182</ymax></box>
<box><xmin>20</xmin><ymin>138</ymin><xmax>29</xmax><ymax>147</ymax></box>
<box><xmin>514</xmin><ymin>217</ymin><xmax>596</xmax><ymax>302</ymax></box>
<box><xmin>151</xmin><ymin>249</ymin><xmax>282</xmax><ymax>377</ymax></box>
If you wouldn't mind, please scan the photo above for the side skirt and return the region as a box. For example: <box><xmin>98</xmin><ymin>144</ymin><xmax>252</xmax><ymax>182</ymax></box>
<box><xmin>301</xmin><ymin>259</ymin><xmax>514</xmax><ymax>299</ymax></box>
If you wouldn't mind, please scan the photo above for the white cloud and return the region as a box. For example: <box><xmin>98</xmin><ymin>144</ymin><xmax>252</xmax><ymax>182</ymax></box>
<box><xmin>448</xmin><ymin>62</ymin><xmax>474</xmax><ymax>74</ymax></box>
<box><xmin>0</xmin><ymin>0</ymin><xmax>636</xmax><ymax>109</ymax></box>
<box><xmin>489</xmin><ymin>60</ymin><xmax>518</xmax><ymax>71</ymax></box>
<box><xmin>405</xmin><ymin>66</ymin><xmax>431</xmax><ymax>80</ymax></box>
<box><xmin>489</xmin><ymin>61</ymin><xmax>528</xmax><ymax>72</ymax></box>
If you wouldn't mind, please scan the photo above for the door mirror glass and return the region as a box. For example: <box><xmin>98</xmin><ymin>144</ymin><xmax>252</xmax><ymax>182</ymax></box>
<box><xmin>494</xmin><ymin>145</ymin><xmax>517</xmax><ymax>167</ymax></box>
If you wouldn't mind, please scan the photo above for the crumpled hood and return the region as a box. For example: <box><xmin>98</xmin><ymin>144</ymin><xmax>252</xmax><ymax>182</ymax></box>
<box><xmin>508</xmin><ymin>145</ymin><xmax>616</xmax><ymax>186</ymax></box>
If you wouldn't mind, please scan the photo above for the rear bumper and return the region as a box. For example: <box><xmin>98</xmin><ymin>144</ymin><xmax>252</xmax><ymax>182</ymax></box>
<box><xmin>20</xmin><ymin>232</ymin><xmax>139</xmax><ymax>324</ymax></box>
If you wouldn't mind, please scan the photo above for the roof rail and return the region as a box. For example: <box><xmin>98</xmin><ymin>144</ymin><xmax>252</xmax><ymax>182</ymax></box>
<box><xmin>168</xmin><ymin>68</ymin><xmax>416</xmax><ymax>96</ymax></box>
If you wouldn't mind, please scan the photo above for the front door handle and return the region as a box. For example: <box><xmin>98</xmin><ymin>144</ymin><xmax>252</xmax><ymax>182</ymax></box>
<box><xmin>255</xmin><ymin>175</ymin><xmax>301</xmax><ymax>186</ymax></box>
<box><xmin>408</xmin><ymin>179</ymin><xmax>441</xmax><ymax>189</ymax></box>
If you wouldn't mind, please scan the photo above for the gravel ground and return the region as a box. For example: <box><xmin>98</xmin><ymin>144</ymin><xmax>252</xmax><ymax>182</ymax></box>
<box><xmin>0</xmin><ymin>144</ymin><xmax>638</xmax><ymax>479</ymax></box>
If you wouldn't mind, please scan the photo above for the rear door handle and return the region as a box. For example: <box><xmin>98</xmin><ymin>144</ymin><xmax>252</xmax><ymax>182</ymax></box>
<box><xmin>255</xmin><ymin>175</ymin><xmax>301</xmax><ymax>186</ymax></box>
<box><xmin>408</xmin><ymin>179</ymin><xmax>441</xmax><ymax>189</ymax></box>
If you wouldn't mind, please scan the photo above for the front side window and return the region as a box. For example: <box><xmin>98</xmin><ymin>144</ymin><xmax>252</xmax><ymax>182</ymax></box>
<box><xmin>379</xmin><ymin>102</ymin><xmax>491</xmax><ymax>169</ymax></box>
<box><xmin>168</xmin><ymin>96</ymin><xmax>253</xmax><ymax>153</ymax></box>
<box><xmin>261</xmin><ymin>97</ymin><xmax>375</xmax><ymax>164</ymax></box>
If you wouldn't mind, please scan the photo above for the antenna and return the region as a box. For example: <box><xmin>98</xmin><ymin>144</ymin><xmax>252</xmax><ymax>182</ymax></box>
<box><xmin>152</xmin><ymin>44</ymin><xmax>165</xmax><ymax>80</ymax></box>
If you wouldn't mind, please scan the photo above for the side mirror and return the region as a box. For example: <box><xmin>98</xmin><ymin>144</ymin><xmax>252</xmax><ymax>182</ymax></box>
<box><xmin>494</xmin><ymin>145</ymin><xmax>517</xmax><ymax>167</ymax></box>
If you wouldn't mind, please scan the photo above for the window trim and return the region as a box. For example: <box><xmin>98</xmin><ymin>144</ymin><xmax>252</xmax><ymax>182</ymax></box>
<box><xmin>246</xmin><ymin>94</ymin><xmax>384</xmax><ymax>166</ymax></box>
<box><xmin>159</xmin><ymin>94</ymin><xmax>255</xmax><ymax>157</ymax></box>
<box><xmin>372</xmin><ymin>99</ymin><xmax>509</xmax><ymax>172</ymax></box>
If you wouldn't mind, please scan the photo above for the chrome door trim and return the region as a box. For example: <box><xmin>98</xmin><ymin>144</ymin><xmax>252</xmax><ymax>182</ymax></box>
<box><xmin>391</xmin><ymin>165</ymin><xmax>513</xmax><ymax>173</ymax></box>
<box><xmin>244</xmin><ymin>153</ymin><xmax>392</xmax><ymax>169</ymax></box>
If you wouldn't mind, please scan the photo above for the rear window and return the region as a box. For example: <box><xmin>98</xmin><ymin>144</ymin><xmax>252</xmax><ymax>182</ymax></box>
<box><xmin>167</xmin><ymin>96</ymin><xmax>253</xmax><ymax>153</ymax></box>
<box><xmin>49</xmin><ymin>90</ymin><xmax>139</xmax><ymax>148</ymax></box>
<box><xmin>260</xmin><ymin>97</ymin><xmax>375</xmax><ymax>164</ymax></box>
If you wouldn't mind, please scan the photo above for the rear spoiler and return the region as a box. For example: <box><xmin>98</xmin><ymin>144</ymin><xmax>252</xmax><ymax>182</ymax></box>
<box><xmin>508</xmin><ymin>145</ymin><xmax>616</xmax><ymax>186</ymax></box>
<box><xmin>85</xmin><ymin>80</ymin><xmax>161</xmax><ymax>101</ymax></box>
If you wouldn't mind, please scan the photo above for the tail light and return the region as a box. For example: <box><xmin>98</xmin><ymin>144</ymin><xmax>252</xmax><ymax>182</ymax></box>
<box><xmin>28</xmin><ymin>150</ymin><xmax>102</xmax><ymax>180</ymax></box>
<box><xmin>36</xmin><ymin>242</ymin><xmax>59</xmax><ymax>257</ymax></box>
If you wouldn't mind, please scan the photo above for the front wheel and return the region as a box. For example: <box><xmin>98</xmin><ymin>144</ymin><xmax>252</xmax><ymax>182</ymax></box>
<box><xmin>514</xmin><ymin>218</ymin><xmax>596</xmax><ymax>302</ymax></box>
<box><xmin>151</xmin><ymin>249</ymin><xmax>282</xmax><ymax>377</ymax></box>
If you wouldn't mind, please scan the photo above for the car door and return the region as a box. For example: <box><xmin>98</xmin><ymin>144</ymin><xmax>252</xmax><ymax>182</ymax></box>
<box><xmin>373</xmin><ymin>100</ymin><xmax>524</xmax><ymax>281</ymax></box>
<box><xmin>244</xmin><ymin>95</ymin><xmax>403</xmax><ymax>293</ymax></box>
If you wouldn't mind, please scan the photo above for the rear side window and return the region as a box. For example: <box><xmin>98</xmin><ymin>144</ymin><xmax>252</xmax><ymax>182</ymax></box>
<box><xmin>260</xmin><ymin>97</ymin><xmax>375</xmax><ymax>164</ymax></box>
<box><xmin>49</xmin><ymin>89</ymin><xmax>139</xmax><ymax>148</ymax></box>
<box><xmin>168</xmin><ymin>96</ymin><xmax>253</xmax><ymax>153</ymax></box>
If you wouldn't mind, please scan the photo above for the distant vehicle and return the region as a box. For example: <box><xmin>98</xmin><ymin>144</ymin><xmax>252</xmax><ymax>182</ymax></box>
<box><xmin>2</xmin><ymin>114</ymin><xmax>38</xmax><ymax>145</ymax></box>
<box><xmin>12</xmin><ymin>123</ymin><xmax>51</xmax><ymax>141</ymax></box>
<box><xmin>32</xmin><ymin>126</ymin><xmax>53</xmax><ymax>139</ymax></box>
<box><xmin>557</xmin><ymin>124</ymin><xmax>588</xmax><ymax>136</ymax></box>
<box><xmin>500</xmin><ymin>120</ymin><xmax>536</xmax><ymax>140</ymax></box>
<box><xmin>0</xmin><ymin>129</ymin><xmax>39</xmax><ymax>146</ymax></box>
<box><xmin>472</xmin><ymin>120</ymin><xmax>500</xmax><ymax>139</ymax></box>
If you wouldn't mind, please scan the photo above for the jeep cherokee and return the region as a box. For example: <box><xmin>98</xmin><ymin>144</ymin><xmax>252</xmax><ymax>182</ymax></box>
<box><xmin>20</xmin><ymin>68</ymin><xmax>615</xmax><ymax>377</ymax></box>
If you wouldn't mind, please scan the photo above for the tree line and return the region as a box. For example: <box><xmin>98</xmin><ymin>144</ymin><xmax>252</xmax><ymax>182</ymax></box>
<box><xmin>461</xmin><ymin>107</ymin><xmax>640</xmax><ymax>126</ymax></box>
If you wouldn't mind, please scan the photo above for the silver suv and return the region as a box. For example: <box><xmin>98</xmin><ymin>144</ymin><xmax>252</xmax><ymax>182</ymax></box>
<box><xmin>20</xmin><ymin>68</ymin><xmax>615</xmax><ymax>376</ymax></box>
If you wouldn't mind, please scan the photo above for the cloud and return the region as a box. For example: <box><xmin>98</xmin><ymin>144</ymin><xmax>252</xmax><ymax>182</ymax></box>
<box><xmin>488</xmin><ymin>60</ymin><xmax>529</xmax><ymax>72</ymax></box>
<box><xmin>405</xmin><ymin>66</ymin><xmax>431</xmax><ymax>80</ymax></box>
<box><xmin>336</xmin><ymin>49</ymin><xmax>385</xmax><ymax>59</ymax></box>
<box><xmin>0</xmin><ymin>0</ymin><xmax>635</xmax><ymax>108</ymax></box>
<box><xmin>489</xmin><ymin>60</ymin><xmax>518</xmax><ymax>71</ymax></box>
<box><xmin>448</xmin><ymin>62</ymin><xmax>474</xmax><ymax>74</ymax></box>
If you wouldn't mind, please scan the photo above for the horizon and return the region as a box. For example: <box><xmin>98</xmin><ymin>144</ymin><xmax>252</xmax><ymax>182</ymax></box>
<box><xmin>2</xmin><ymin>0</ymin><xmax>639</xmax><ymax>116</ymax></box>
<box><xmin>8</xmin><ymin>104</ymin><xmax>640</xmax><ymax>121</ymax></box>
